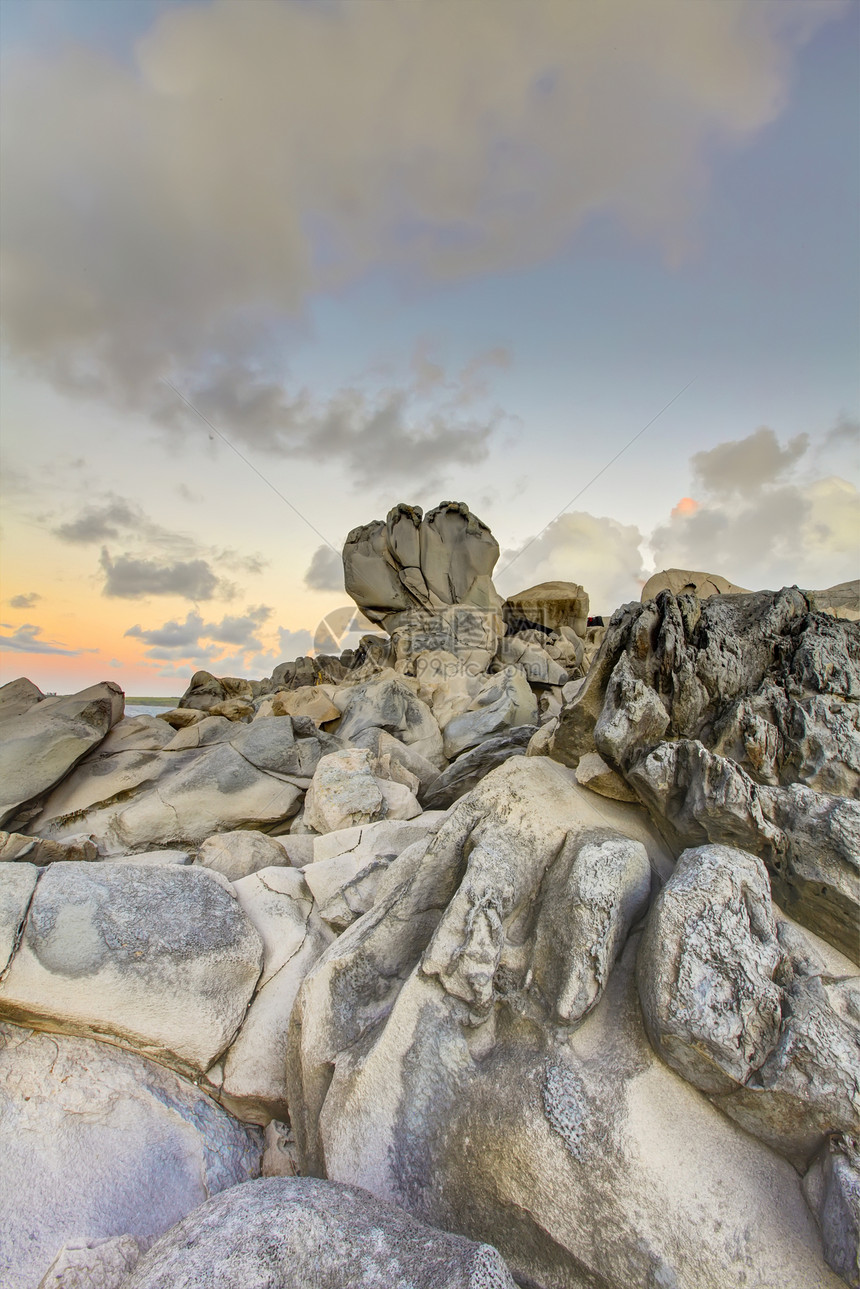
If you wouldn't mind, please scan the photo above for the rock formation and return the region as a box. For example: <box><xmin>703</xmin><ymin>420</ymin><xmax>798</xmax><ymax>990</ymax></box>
<box><xmin>0</xmin><ymin>502</ymin><xmax>857</xmax><ymax>1288</ymax></box>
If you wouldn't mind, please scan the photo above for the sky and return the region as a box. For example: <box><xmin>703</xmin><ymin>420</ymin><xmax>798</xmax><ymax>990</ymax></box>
<box><xmin>0</xmin><ymin>0</ymin><xmax>858</xmax><ymax>696</ymax></box>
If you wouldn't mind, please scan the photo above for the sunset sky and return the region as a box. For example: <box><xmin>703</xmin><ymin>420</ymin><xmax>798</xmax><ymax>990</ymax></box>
<box><xmin>1</xmin><ymin>0</ymin><xmax>857</xmax><ymax>696</ymax></box>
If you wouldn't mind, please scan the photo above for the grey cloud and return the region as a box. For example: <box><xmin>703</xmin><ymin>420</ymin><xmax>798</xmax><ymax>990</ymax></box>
<box><xmin>0</xmin><ymin>623</ymin><xmax>80</xmax><ymax>655</ymax></box>
<box><xmin>1</xmin><ymin>0</ymin><xmax>843</xmax><ymax>426</ymax></box>
<box><xmin>100</xmin><ymin>549</ymin><xmax>220</xmax><ymax>600</ymax></box>
<box><xmin>125</xmin><ymin>613</ymin><xmax>205</xmax><ymax>649</ymax></box>
<box><xmin>277</xmin><ymin>627</ymin><xmax>313</xmax><ymax>658</ymax></box>
<box><xmin>9</xmin><ymin>592</ymin><xmax>41</xmax><ymax>609</ymax></box>
<box><xmin>54</xmin><ymin>499</ymin><xmax>140</xmax><ymax>544</ymax></box>
<box><xmin>304</xmin><ymin>545</ymin><xmax>345</xmax><ymax>592</ymax></box>
<box><xmin>651</xmin><ymin>427</ymin><xmax>860</xmax><ymax>591</ymax></box>
<box><xmin>201</xmin><ymin>606</ymin><xmax>273</xmax><ymax>648</ymax></box>
<box><xmin>170</xmin><ymin>363</ymin><xmax>499</xmax><ymax>486</ymax></box>
<box><xmin>691</xmin><ymin>427</ymin><xmax>810</xmax><ymax>497</ymax></box>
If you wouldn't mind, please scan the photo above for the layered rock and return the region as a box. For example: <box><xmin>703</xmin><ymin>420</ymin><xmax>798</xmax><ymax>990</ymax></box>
<box><xmin>0</xmin><ymin>681</ymin><xmax>124</xmax><ymax>828</ymax></box>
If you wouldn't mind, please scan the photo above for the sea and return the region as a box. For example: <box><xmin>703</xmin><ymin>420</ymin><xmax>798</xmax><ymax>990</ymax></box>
<box><xmin>125</xmin><ymin>703</ymin><xmax>179</xmax><ymax>719</ymax></box>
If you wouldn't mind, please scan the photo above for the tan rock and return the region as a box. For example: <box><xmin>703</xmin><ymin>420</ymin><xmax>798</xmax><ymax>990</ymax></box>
<box><xmin>271</xmin><ymin>688</ymin><xmax>341</xmax><ymax>726</ymax></box>
<box><xmin>504</xmin><ymin>580</ymin><xmax>589</xmax><ymax>638</ymax></box>
<box><xmin>575</xmin><ymin>751</ymin><xmax>638</xmax><ymax>802</ymax></box>
<box><xmin>641</xmin><ymin>568</ymin><xmax>750</xmax><ymax>601</ymax></box>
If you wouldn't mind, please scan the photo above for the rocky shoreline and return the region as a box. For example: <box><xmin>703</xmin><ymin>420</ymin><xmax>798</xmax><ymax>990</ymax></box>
<box><xmin>1</xmin><ymin>501</ymin><xmax>857</xmax><ymax>1288</ymax></box>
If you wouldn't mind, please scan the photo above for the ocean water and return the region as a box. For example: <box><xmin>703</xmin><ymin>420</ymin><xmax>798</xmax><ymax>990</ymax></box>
<box><xmin>126</xmin><ymin>703</ymin><xmax>175</xmax><ymax>718</ymax></box>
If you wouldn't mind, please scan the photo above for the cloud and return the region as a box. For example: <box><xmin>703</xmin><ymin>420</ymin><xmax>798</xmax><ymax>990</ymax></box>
<box><xmin>277</xmin><ymin>627</ymin><xmax>313</xmax><ymax>658</ymax></box>
<box><xmin>0</xmin><ymin>623</ymin><xmax>80</xmax><ymax>655</ymax></box>
<box><xmin>125</xmin><ymin>604</ymin><xmax>287</xmax><ymax>671</ymax></box>
<box><xmin>304</xmin><ymin>544</ymin><xmax>344</xmax><ymax>592</ymax></box>
<box><xmin>52</xmin><ymin>494</ymin><xmax>199</xmax><ymax>555</ymax></box>
<box><xmin>650</xmin><ymin>426</ymin><xmax>860</xmax><ymax>590</ymax></box>
<box><xmin>691</xmin><ymin>426</ymin><xmax>809</xmax><ymax>497</ymax></box>
<box><xmin>0</xmin><ymin>0</ymin><xmax>845</xmax><ymax>444</ymax></box>
<box><xmin>497</xmin><ymin>511</ymin><xmax>646</xmax><ymax>613</ymax></box>
<box><xmin>165</xmin><ymin>356</ymin><xmax>503</xmax><ymax>486</ymax></box>
<box><xmin>9</xmin><ymin>592</ymin><xmax>41</xmax><ymax>608</ymax></box>
<box><xmin>100</xmin><ymin>549</ymin><xmax>221</xmax><ymax>599</ymax></box>
<box><xmin>125</xmin><ymin>612</ymin><xmax>205</xmax><ymax>649</ymax></box>
<box><xmin>54</xmin><ymin>498</ymin><xmax>141</xmax><ymax>544</ymax></box>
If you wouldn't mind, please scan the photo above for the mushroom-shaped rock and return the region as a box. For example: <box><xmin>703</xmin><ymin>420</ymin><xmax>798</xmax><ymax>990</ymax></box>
<box><xmin>344</xmin><ymin>501</ymin><xmax>503</xmax><ymax>626</ymax></box>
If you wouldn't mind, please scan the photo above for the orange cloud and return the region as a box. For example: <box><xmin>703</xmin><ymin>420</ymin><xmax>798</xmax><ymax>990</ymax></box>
<box><xmin>671</xmin><ymin>496</ymin><xmax>699</xmax><ymax>519</ymax></box>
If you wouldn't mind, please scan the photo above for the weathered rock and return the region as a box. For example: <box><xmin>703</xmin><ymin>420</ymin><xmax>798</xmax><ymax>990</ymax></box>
<box><xmin>335</xmin><ymin>673</ymin><xmax>445</xmax><ymax>767</ymax></box>
<box><xmin>804</xmin><ymin>1135</ymin><xmax>860</xmax><ymax>1287</ymax></box>
<box><xmin>25</xmin><ymin>737</ymin><xmax>304</xmax><ymax>854</ymax></box>
<box><xmin>810</xmin><ymin>579</ymin><xmax>860</xmax><ymax>622</ymax></box>
<box><xmin>161</xmin><ymin>714</ymin><xmax>235</xmax><ymax>749</ymax></box>
<box><xmin>574</xmin><ymin>750</ymin><xmax>638</xmax><ymax>802</ymax></box>
<box><xmin>229</xmin><ymin>715</ymin><xmax>324</xmax><ymax>779</ymax></box>
<box><xmin>99</xmin><ymin>714</ymin><xmax>176</xmax><ymax>752</ymax></box>
<box><xmin>156</xmin><ymin>706</ymin><xmax>206</xmax><ymax>729</ymax></box>
<box><xmin>0</xmin><ymin>676</ymin><xmax>45</xmax><ymax>722</ymax></box>
<box><xmin>270</xmin><ymin>687</ymin><xmax>341</xmax><ymax>726</ymax></box>
<box><xmin>493</xmin><ymin>635</ymin><xmax>568</xmax><ymax>686</ymax></box>
<box><xmin>350</xmin><ymin>727</ymin><xmax>441</xmax><ymax>796</ymax></box>
<box><xmin>0</xmin><ymin>862</ymin><xmax>263</xmax><ymax>1073</ymax></box>
<box><xmin>37</xmin><ymin>1235</ymin><xmax>141</xmax><ymax>1289</ymax></box>
<box><xmin>206</xmin><ymin>698</ymin><xmax>255</xmax><ymax>722</ymax></box>
<box><xmin>289</xmin><ymin>864</ymin><xmax>838</xmax><ymax>1289</ymax></box>
<box><xmin>629</xmin><ymin>740</ymin><xmax>860</xmax><ymax>962</ymax></box>
<box><xmin>343</xmin><ymin>501</ymin><xmax>503</xmax><ymax>628</ymax></box>
<box><xmin>638</xmin><ymin>844</ymin><xmax>860</xmax><ymax>1168</ymax></box>
<box><xmin>303</xmin><ymin>816</ymin><xmax>446</xmax><ymax>932</ymax></box>
<box><xmin>388</xmin><ymin>604</ymin><xmax>503</xmax><ymax>673</ymax></box>
<box><xmin>441</xmin><ymin>669</ymin><xmax>538</xmax><ymax>759</ymax></box>
<box><xmin>714</xmin><ymin>971</ymin><xmax>860</xmax><ymax>1168</ymax></box>
<box><xmin>0</xmin><ymin>1022</ymin><xmax>262</xmax><ymax>1289</ymax></box>
<box><xmin>549</xmin><ymin>588</ymin><xmax>860</xmax><ymax>959</ymax></box>
<box><xmin>637</xmin><ymin>844</ymin><xmax>784</xmax><ymax>1095</ymax></box>
<box><xmin>178</xmin><ymin>671</ymin><xmax>253</xmax><ymax>712</ymax></box>
<box><xmin>422</xmin><ymin>726</ymin><xmax>538</xmax><ymax>809</ymax></box>
<box><xmin>208</xmin><ymin>866</ymin><xmax>333</xmax><ymax>1123</ymax></box>
<box><xmin>303</xmin><ymin>748</ymin><xmax>386</xmax><ymax>835</ymax></box>
<box><xmin>0</xmin><ymin>682</ymin><xmax>124</xmax><ymax>828</ymax></box>
<box><xmin>288</xmin><ymin>758</ymin><xmax>673</xmax><ymax>1180</ymax></box>
<box><xmin>196</xmin><ymin>829</ymin><xmax>289</xmax><ymax>882</ymax></box>
<box><xmin>122</xmin><ymin>1176</ymin><xmax>516</xmax><ymax>1289</ymax></box>
<box><xmin>0</xmin><ymin>830</ymin><xmax>98</xmax><ymax>865</ymax></box>
<box><xmin>0</xmin><ymin>862</ymin><xmax>38</xmax><ymax>974</ymax></box>
<box><xmin>503</xmin><ymin>580</ymin><xmax>589</xmax><ymax>638</ymax></box>
<box><xmin>640</xmin><ymin>568</ymin><xmax>750</xmax><ymax>601</ymax></box>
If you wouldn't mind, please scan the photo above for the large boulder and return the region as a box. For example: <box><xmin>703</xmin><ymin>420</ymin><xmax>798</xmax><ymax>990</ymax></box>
<box><xmin>123</xmin><ymin>1176</ymin><xmax>516</xmax><ymax>1288</ymax></box>
<box><xmin>0</xmin><ymin>682</ymin><xmax>124</xmax><ymax>828</ymax></box>
<box><xmin>422</xmin><ymin>725</ymin><xmax>538</xmax><ymax>809</ymax></box>
<box><xmin>638</xmin><ymin>844</ymin><xmax>860</xmax><ymax>1169</ymax></box>
<box><xmin>196</xmin><ymin>829</ymin><xmax>290</xmax><ymax>882</ymax></box>
<box><xmin>343</xmin><ymin>501</ymin><xmax>503</xmax><ymax>628</ymax></box>
<box><xmin>286</xmin><ymin>760</ymin><xmax>838</xmax><ymax>1289</ymax></box>
<box><xmin>503</xmin><ymin>580</ymin><xmax>589</xmax><ymax>638</ymax></box>
<box><xmin>640</xmin><ymin>568</ymin><xmax>750</xmax><ymax>601</ymax></box>
<box><xmin>0</xmin><ymin>1022</ymin><xmax>262</xmax><ymax>1289</ymax></box>
<box><xmin>0</xmin><ymin>862</ymin><xmax>263</xmax><ymax>1073</ymax></box>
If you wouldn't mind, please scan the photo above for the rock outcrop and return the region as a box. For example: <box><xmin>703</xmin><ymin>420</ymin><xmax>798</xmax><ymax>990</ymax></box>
<box><xmin>548</xmin><ymin>586</ymin><xmax>860</xmax><ymax>960</ymax></box>
<box><xmin>1</xmin><ymin>511</ymin><xmax>856</xmax><ymax>1289</ymax></box>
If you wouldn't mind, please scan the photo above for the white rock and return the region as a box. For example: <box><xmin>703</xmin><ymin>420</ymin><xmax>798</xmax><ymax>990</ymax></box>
<box><xmin>304</xmin><ymin>749</ymin><xmax>385</xmax><ymax>835</ymax></box>
<box><xmin>0</xmin><ymin>863</ymin><xmax>263</xmax><ymax>1073</ymax></box>
<box><xmin>0</xmin><ymin>1022</ymin><xmax>261</xmax><ymax>1289</ymax></box>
